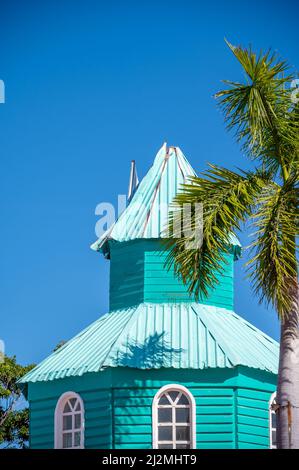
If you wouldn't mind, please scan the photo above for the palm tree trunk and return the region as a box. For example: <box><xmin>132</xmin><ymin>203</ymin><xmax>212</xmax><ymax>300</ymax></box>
<box><xmin>277</xmin><ymin>280</ymin><xmax>299</xmax><ymax>449</ymax></box>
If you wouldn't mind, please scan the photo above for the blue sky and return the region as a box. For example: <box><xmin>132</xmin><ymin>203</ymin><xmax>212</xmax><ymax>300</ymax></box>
<box><xmin>1</xmin><ymin>0</ymin><xmax>298</xmax><ymax>365</ymax></box>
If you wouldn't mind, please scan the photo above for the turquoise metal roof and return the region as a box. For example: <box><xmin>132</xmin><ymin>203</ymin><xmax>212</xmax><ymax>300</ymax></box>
<box><xmin>20</xmin><ymin>303</ymin><xmax>279</xmax><ymax>384</ymax></box>
<box><xmin>91</xmin><ymin>144</ymin><xmax>241</xmax><ymax>253</ymax></box>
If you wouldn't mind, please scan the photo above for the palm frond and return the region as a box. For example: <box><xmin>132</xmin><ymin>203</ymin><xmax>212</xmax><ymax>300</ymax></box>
<box><xmin>247</xmin><ymin>175</ymin><xmax>299</xmax><ymax>318</ymax></box>
<box><xmin>166</xmin><ymin>42</ymin><xmax>298</xmax><ymax>320</ymax></box>
<box><xmin>165</xmin><ymin>166</ymin><xmax>269</xmax><ymax>300</ymax></box>
<box><xmin>216</xmin><ymin>41</ymin><xmax>298</xmax><ymax>180</ymax></box>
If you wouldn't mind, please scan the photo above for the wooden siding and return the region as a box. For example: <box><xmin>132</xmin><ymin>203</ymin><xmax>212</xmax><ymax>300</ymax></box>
<box><xmin>27</xmin><ymin>367</ymin><xmax>276</xmax><ymax>449</ymax></box>
<box><xmin>111</xmin><ymin>367</ymin><xmax>275</xmax><ymax>450</ymax></box>
<box><xmin>109</xmin><ymin>240</ymin><xmax>144</xmax><ymax>311</ymax></box>
<box><xmin>144</xmin><ymin>248</ymin><xmax>234</xmax><ymax>309</ymax></box>
<box><xmin>113</xmin><ymin>386</ymin><xmax>235</xmax><ymax>449</ymax></box>
<box><xmin>236</xmin><ymin>388</ymin><xmax>272</xmax><ymax>449</ymax></box>
<box><xmin>109</xmin><ymin>239</ymin><xmax>234</xmax><ymax>311</ymax></box>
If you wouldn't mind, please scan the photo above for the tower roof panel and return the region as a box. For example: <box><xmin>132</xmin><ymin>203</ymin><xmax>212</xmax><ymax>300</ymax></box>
<box><xmin>91</xmin><ymin>144</ymin><xmax>241</xmax><ymax>254</ymax></box>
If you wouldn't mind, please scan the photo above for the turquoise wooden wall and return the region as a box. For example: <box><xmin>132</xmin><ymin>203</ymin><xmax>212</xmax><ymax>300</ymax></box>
<box><xmin>27</xmin><ymin>366</ymin><xmax>276</xmax><ymax>449</ymax></box>
<box><xmin>28</xmin><ymin>373</ymin><xmax>113</xmax><ymax>449</ymax></box>
<box><xmin>236</xmin><ymin>388</ymin><xmax>272</xmax><ymax>449</ymax></box>
<box><xmin>111</xmin><ymin>367</ymin><xmax>275</xmax><ymax>449</ymax></box>
<box><xmin>109</xmin><ymin>239</ymin><xmax>234</xmax><ymax>311</ymax></box>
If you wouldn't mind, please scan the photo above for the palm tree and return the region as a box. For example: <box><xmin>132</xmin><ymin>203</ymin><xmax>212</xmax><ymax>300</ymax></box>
<box><xmin>166</xmin><ymin>42</ymin><xmax>299</xmax><ymax>448</ymax></box>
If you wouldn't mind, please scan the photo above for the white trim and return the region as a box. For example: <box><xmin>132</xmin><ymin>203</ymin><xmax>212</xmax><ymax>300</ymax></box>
<box><xmin>152</xmin><ymin>384</ymin><xmax>196</xmax><ymax>449</ymax></box>
<box><xmin>54</xmin><ymin>391</ymin><xmax>85</xmax><ymax>449</ymax></box>
<box><xmin>269</xmin><ymin>391</ymin><xmax>277</xmax><ymax>449</ymax></box>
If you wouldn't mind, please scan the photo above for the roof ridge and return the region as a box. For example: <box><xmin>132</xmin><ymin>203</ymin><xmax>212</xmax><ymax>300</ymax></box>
<box><xmin>225</xmin><ymin>308</ymin><xmax>279</xmax><ymax>345</ymax></box>
<box><xmin>198</xmin><ymin>305</ymin><xmax>279</xmax><ymax>371</ymax></box>
<box><xmin>190</xmin><ymin>304</ymin><xmax>241</xmax><ymax>365</ymax></box>
<box><xmin>141</xmin><ymin>150</ymin><xmax>169</xmax><ymax>237</ymax></box>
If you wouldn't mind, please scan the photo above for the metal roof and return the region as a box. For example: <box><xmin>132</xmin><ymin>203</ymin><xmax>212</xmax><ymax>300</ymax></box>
<box><xmin>20</xmin><ymin>303</ymin><xmax>279</xmax><ymax>384</ymax></box>
<box><xmin>91</xmin><ymin>144</ymin><xmax>241</xmax><ymax>253</ymax></box>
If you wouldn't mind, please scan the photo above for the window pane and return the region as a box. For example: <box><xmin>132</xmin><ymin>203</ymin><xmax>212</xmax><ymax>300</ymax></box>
<box><xmin>176</xmin><ymin>444</ymin><xmax>190</xmax><ymax>449</ymax></box>
<box><xmin>176</xmin><ymin>426</ymin><xmax>190</xmax><ymax>441</ymax></box>
<box><xmin>177</xmin><ymin>394</ymin><xmax>189</xmax><ymax>405</ymax></box>
<box><xmin>176</xmin><ymin>408</ymin><xmax>190</xmax><ymax>423</ymax></box>
<box><xmin>271</xmin><ymin>412</ymin><xmax>277</xmax><ymax>428</ymax></box>
<box><xmin>158</xmin><ymin>408</ymin><xmax>172</xmax><ymax>423</ymax></box>
<box><xmin>75</xmin><ymin>401</ymin><xmax>81</xmax><ymax>411</ymax></box>
<box><xmin>158</xmin><ymin>444</ymin><xmax>173</xmax><ymax>449</ymax></box>
<box><xmin>74</xmin><ymin>431</ymin><xmax>81</xmax><ymax>447</ymax></box>
<box><xmin>159</xmin><ymin>394</ymin><xmax>171</xmax><ymax>405</ymax></box>
<box><xmin>74</xmin><ymin>413</ymin><xmax>81</xmax><ymax>429</ymax></box>
<box><xmin>69</xmin><ymin>398</ymin><xmax>77</xmax><ymax>409</ymax></box>
<box><xmin>62</xmin><ymin>432</ymin><xmax>72</xmax><ymax>448</ymax></box>
<box><xmin>272</xmin><ymin>430</ymin><xmax>277</xmax><ymax>446</ymax></box>
<box><xmin>63</xmin><ymin>415</ymin><xmax>72</xmax><ymax>430</ymax></box>
<box><xmin>168</xmin><ymin>391</ymin><xmax>179</xmax><ymax>402</ymax></box>
<box><xmin>158</xmin><ymin>426</ymin><xmax>172</xmax><ymax>441</ymax></box>
<box><xmin>63</xmin><ymin>402</ymin><xmax>71</xmax><ymax>412</ymax></box>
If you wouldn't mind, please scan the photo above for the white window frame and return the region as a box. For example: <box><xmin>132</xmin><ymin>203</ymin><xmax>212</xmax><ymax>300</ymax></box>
<box><xmin>269</xmin><ymin>391</ymin><xmax>277</xmax><ymax>449</ymax></box>
<box><xmin>54</xmin><ymin>391</ymin><xmax>85</xmax><ymax>449</ymax></box>
<box><xmin>152</xmin><ymin>384</ymin><xmax>196</xmax><ymax>449</ymax></box>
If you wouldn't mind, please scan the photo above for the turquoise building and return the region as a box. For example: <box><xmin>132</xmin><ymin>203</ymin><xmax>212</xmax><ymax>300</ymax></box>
<box><xmin>20</xmin><ymin>144</ymin><xmax>279</xmax><ymax>449</ymax></box>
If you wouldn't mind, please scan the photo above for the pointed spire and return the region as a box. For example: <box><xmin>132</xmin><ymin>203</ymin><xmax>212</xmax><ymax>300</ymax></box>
<box><xmin>128</xmin><ymin>160</ymin><xmax>139</xmax><ymax>201</ymax></box>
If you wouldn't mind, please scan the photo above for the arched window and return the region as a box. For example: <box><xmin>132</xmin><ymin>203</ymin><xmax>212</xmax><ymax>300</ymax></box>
<box><xmin>269</xmin><ymin>392</ymin><xmax>277</xmax><ymax>449</ymax></box>
<box><xmin>55</xmin><ymin>392</ymin><xmax>84</xmax><ymax>449</ymax></box>
<box><xmin>152</xmin><ymin>384</ymin><xmax>196</xmax><ymax>449</ymax></box>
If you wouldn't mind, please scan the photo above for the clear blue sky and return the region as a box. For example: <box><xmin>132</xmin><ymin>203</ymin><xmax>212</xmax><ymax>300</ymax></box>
<box><xmin>1</xmin><ymin>0</ymin><xmax>298</xmax><ymax>365</ymax></box>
